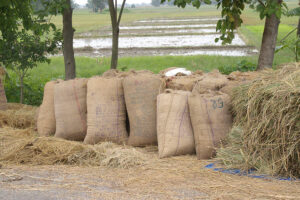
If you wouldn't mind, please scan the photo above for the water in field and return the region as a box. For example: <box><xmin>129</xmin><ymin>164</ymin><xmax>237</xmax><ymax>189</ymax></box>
<box><xmin>74</xmin><ymin>17</ymin><xmax>257</xmax><ymax>57</ymax></box>
<box><xmin>136</xmin><ymin>18</ymin><xmax>220</xmax><ymax>23</ymax></box>
<box><xmin>148</xmin><ymin>29</ymin><xmax>217</xmax><ymax>34</ymax></box>
<box><xmin>120</xmin><ymin>24</ymin><xmax>216</xmax><ymax>30</ymax></box>
<box><xmin>170</xmin><ymin>49</ymin><xmax>256</xmax><ymax>57</ymax></box>
<box><xmin>73</xmin><ymin>34</ymin><xmax>245</xmax><ymax>49</ymax></box>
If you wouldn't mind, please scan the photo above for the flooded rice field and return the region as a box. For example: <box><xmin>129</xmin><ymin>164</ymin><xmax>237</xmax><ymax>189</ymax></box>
<box><xmin>73</xmin><ymin>34</ymin><xmax>245</xmax><ymax>49</ymax></box>
<box><xmin>136</xmin><ymin>18</ymin><xmax>220</xmax><ymax>23</ymax></box>
<box><xmin>73</xmin><ymin>16</ymin><xmax>258</xmax><ymax>57</ymax></box>
<box><xmin>120</xmin><ymin>24</ymin><xmax>216</xmax><ymax>30</ymax></box>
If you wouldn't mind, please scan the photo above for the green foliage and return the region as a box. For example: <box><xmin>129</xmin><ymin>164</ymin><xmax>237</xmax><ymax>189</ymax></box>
<box><xmin>0</xmin><ymin>0</ymin><xmax>62</xmax><ymax>103</ymax></box>
<box><xmin>276</xmin><ymin>28</ymin><xmax>300</xmax><ymax>62</ymax></box>
<box><xmin>86</xmin><ymin>0</ymin><xmax>106</xmax><ymax>12</ymax></box>
<box><xmin>218</xmin><ymin>60</ymin><xmax>256</xmax><ymax>75</ymax></box>
<box><xmin>5</xmin><ymin>73</ymin><xmax>44</xmax><ymax>106</ymax></box>
<box><xmin>286</xmin><ymin>6</ymin><xmax>300</xmax><ymax>16</ymax></box>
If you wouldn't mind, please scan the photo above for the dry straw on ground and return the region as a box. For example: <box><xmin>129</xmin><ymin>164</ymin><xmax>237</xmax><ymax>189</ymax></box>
<box><xmin>0</xmin><ymin>126</ymin><xmax>148</xmax><ymax>168</ymax></box>
<box><xmin>217</xmin><ymin>62</ymin><xmax>300</xmax><ymax>178</ymax></box>
<box><xmin>0</xmin><ymin>103</ymin><xmax>148</xmax><ymax>169</ymax></box>
<box><xmin>0</xmin><ymin>103</ymin><xmax>38</xmax><ymax>129</ymax></box>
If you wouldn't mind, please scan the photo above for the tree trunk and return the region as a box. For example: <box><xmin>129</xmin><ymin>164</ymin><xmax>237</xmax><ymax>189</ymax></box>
<box><xmin>108</xmin><ymin>0</ymin><xmax>118</xmax><ymax>69</ymax></box>
<box><xmin>63</xmin><ymin>0</ymin><xmax>76</xmax><ymax>80</ymax></box>
<box><xmin>257</xmin><ymin>13</ymin><xmax>280</xmax><ymax>70</ymax></box>
<box><xmin>20</xmin><ymin>75</ymin><xmax>24</xmax><ymax>104</ymax></box>
<box><xmin>297</xmin><ymin>18</ymin><xmax>300</xmax><ymax>37</ymax></box>
<box><xmin>111</xmin><ymin>27</ymin><xmax>119</xmax><ymax>69</ymax></box>
<box><xmin>257</xmin><ymin>12</ymin><xmax>280</xmax><ymax>70</ymax></box>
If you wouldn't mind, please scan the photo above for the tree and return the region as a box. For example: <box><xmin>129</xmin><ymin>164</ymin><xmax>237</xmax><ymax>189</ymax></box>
<box><xmin>152</xmin><ymin>0</ymin><xmax>161</xmax><ymax>7</ymax></box>
<box><xmin>256</xmin><ymin>0</ymin><xmax>283</xmax><ymax>70</ymax></box>
<box><xmin>87</xmin><ymin>0</ymin><xmax>107</xmax><ymax>12</ymax></box>
<box><xmin>41</xmin><ymin>0</ymin><xmax>77</xmax><ymax>80</ymax></box>
<box><xmin>108</xmin><ymin>0</ymin><xmax>126</xmax><ymax>69</ymax></box>
<box><xmin>71</xmin><ymin>0</ymin><xmax>80</xmax><ymax>9</ymax></box>
<box><xmin>63</xmin><ymin>0</ymin><xmax>76</xmax><ymax>80</ymax></box>
<box><xmin>0</xmin><ymin>31</ymin><xmax>60</xmax><ymax>103</ymax></box>
<box><xmin>162</xmin><ymin>0</ymin><xmax>288</xmax><ymax>70</ymax></box>
<box><xmin>0</xmin><ymin>0</ymin><xmax>61</xmax><ymax>103</ymax></box>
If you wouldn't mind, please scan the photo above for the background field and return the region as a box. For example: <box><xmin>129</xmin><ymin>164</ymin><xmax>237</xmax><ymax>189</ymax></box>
<box><xmin>5</xmin><ymin>2</ymin><xmax>299</xmax><ymax>105</ymax></box>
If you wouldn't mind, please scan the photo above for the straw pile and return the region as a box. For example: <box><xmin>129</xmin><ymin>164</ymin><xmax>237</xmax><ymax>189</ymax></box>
<box><xmin>217</xmin><ymin>63</ymin><xmax>300</xmax><ymax>178</ymax></box>
<box><xmin>0</xmin><ymin>103</ymin><xmax>38</xmax><ymax>129</ymax></box>
<box><xmin>0</xmin><ymin>103</ymin><xmax>149</xmax><ymax>168</ymax></box>
<box><xmin>0</xmin><ymin>126</ymin><xmax>148</xmax><ymax>168</ymax></box>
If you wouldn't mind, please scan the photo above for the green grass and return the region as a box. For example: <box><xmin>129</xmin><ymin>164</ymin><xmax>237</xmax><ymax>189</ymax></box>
<box><xmin>240</xmin><ymin>24</ymin><xmax>297</xmax><ymax>65</ymax></box>
<box><xmin>6</xmin><ymin>55</ymin><xmax>257</xmax><ymax>105</ymax></box>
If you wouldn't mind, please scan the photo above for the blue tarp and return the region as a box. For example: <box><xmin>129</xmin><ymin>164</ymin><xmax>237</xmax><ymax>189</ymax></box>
<box><xmin>205</xmin><ymin>163</ymin><xmax>298</xmax><ymax>181</ymax></box>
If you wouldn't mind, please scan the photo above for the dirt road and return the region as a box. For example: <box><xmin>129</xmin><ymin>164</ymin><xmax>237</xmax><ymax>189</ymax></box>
<box><xmin>1</xmin><ymin>157</ymin><xmax>299</xmax><ymax>200</ymax></box>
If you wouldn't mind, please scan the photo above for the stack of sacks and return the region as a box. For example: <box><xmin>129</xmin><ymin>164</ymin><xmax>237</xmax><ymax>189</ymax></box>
<box><xmin>84</xmin><ymin>77</ymin><xmax>128</xmax><ymax>144</ymax></box>
<box><xmin>188</xmin><ymin>71</ymin><xmax>232</xmax><ymax>159</ymax></box>
<box><xmin>123</xmin><ymin>73</ymin><xmax>165</xmax><ymax>146</ymax></box>
<box><xmin>157</xmin><ymin>89</ymin><xmax>195</xmax><ymax>158</ymax></box>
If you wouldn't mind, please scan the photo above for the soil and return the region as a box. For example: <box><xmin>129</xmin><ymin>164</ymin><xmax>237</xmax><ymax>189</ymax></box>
<box><xmin>1</xmin><ymin>159</ymin><xmax>299</xmax><ymax>200</ymax></box>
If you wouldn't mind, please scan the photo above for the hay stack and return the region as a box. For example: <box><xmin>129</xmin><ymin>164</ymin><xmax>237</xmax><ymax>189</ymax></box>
<box><xmin>217</xmin><ymin>63</ymin><xmax>300</xmax><ymax>178</ymax></box>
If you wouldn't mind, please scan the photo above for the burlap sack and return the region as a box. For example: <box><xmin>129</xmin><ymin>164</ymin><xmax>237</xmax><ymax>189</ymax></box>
<box><xmin>166</xmin><ymin>75</ymin><xmax>203</xmax><ymax>91</ymax></box>
<box><xmin>102</xmin><ymin>69</ymin><xmax>153</xmax><ymax>78</ymax></box>
<box><xmin>102</xmin><ymin>69</ymin><xmax>120</xmax><ymax>77</ymax></box>
<box><xmin>54</xmin><ymin>78</ymin><xmax>88</xmax><ymax>141</ymax></box>
<box><xmin>157</xmin><ymin>90</ymin><xmax>195</xmax><ymax>158</ymax></box>
<box><xmin>220</xmin><ymin>71</ymin><xmax>259</xmax><ymax>96</ymax></box>
<box><xmin>193</xmin><ymin>70</ymin><xmax>228</xmax><ymax>94</ymax></box>
<box><xmin>123</xmin><ymin>74</ymin><xmax>165</xmax><ymax>146</ymax></box>
<box><xmin>37</xmin><ymin>80</ymin><xmax>59</xmax><ymax>136</ymax></box>
<box><xmin>84</xmin><ymin>77</ymin><xmax>128</xmax><ymax>144</ymax></box>
<box><xmin>188</xmin><ymin>92</ymin><xmax>232</xmax><ymax>159</ymax></box>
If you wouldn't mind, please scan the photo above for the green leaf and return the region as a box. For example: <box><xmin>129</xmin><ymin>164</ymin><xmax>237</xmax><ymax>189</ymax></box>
<box><xmin>203</xmin><ymin>0</ymin><xmax>211</xmax><ymax>5</ymax></box>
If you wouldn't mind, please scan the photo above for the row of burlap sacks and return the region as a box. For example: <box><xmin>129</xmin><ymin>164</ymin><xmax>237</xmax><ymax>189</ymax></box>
<box><xmin>37</xmin><ymin>69</ymin><xmax>257</xmax><ymax>159</ymax></box>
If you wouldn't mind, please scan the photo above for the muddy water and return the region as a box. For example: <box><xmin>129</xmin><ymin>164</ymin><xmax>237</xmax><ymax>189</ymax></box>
<box><xmin>73</xmin><ymin>34</ymin><xmax>245</xmax><ymax>49</ymax></box>
<box><xmin>170</xmin><ymin>49</ymin><xmax>257</xmax><ymax>56</ymax></box>
<box><xmin>137</xmin><ymin>18</ymin><xmax>220</xmax><ymax>23</ymax></box>
<box><xmin>120</xmin><ymin>24</ymin><xmax>215</xmax><ymax>30</ymax></box>
<box><xmin>154</xmin><ymin>29</ymin><xmax>217</xmax><ymax>34</ymax></box>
